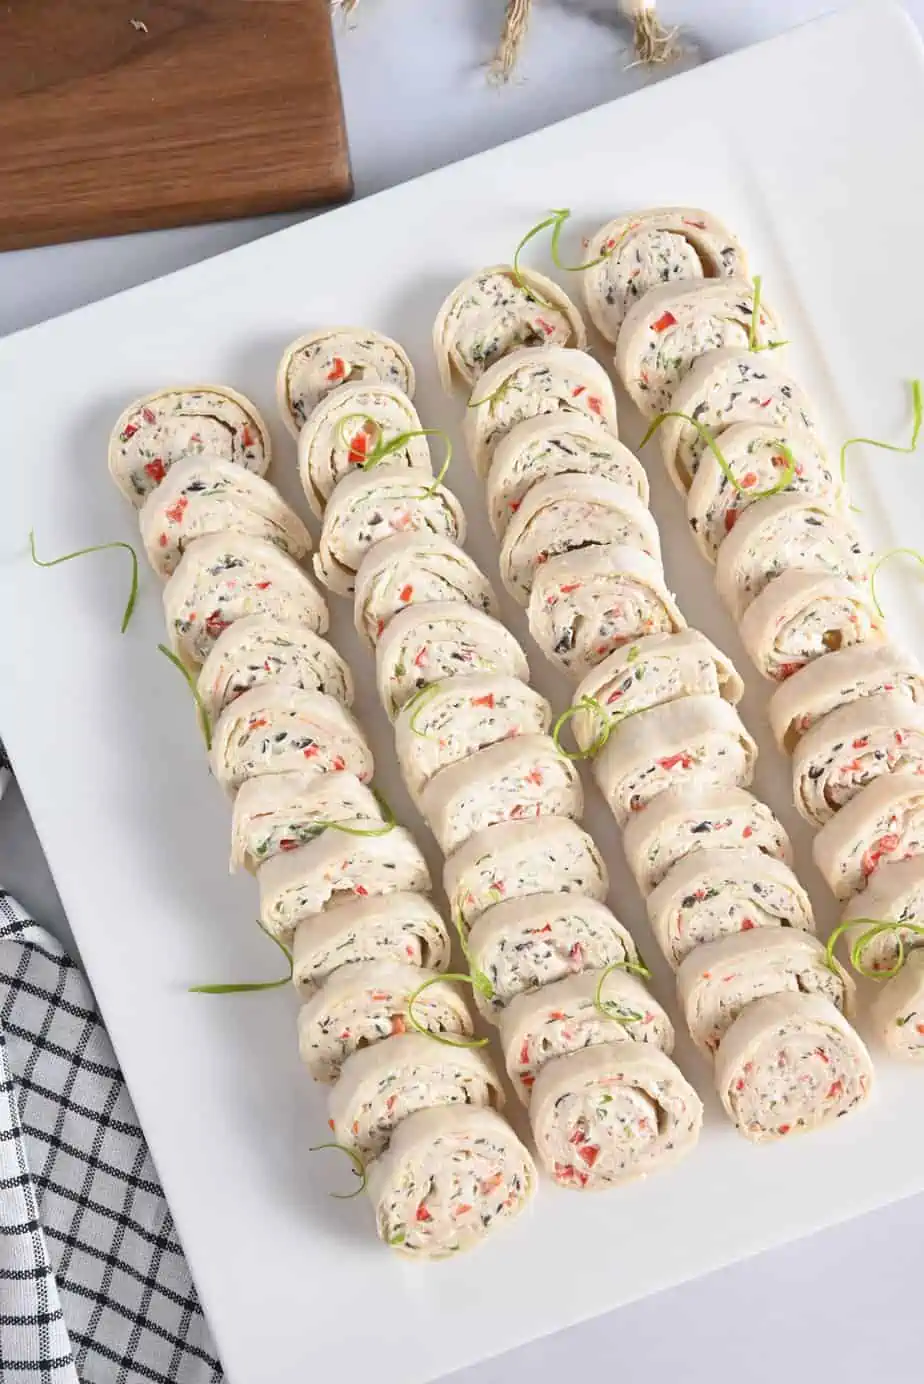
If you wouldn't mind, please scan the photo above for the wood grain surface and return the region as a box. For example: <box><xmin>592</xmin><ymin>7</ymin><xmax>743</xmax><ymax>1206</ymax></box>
<box><xmin>0</xmin><ymin>0</ymin><xmax>352</xmax><ymax>251</ymax></box>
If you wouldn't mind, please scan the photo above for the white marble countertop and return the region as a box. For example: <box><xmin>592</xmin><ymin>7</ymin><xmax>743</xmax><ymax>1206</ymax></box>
<box><xmin>2</xmin><ymin>4</ymin><xmax>921</xmax><ymax>1381</ymax></box>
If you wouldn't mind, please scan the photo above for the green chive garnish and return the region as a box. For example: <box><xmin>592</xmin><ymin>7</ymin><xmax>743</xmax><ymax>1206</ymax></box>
<box><xmin>593</xmin><ymin>958</ymin><xmax>652</xmax><ymax>1024</ymax></box>
<box><xmin>840</xmin><ymin>381</ymin><xmax>922</xmax><ymax>501</ymax></box>
<box><xmin>308</xmin><ymin>1142</ymin><xmax>367</xmax><ymax>1199</ymax></box>
<box><xmin>746</xmin><ymin>275</ymin><xmax>788</xmax><ymax>353</ymax></box>
<box><xmin>640</xmin><ymin>412</ymin><xmax>796</xmax><ymax>498</ymax></box>
<box><xmin>869</xmin><ymin>547</ymin><xmax>924</xmax><ymax>620</ymax></box>
<box><xmin>825</xmin><ymin>917</ymin><xmax>924</xmax><ymax>982</ymax></box>
<box><xmin>189</xmin><ymin>924</ymin><xmax>293</xmax><ymax>994</ymax></box>
<box><xmin>406</xmin><ymin>973</ymin><xmax>490</xmax><ymax>1047</ymax></box>
<box><xmin>157</xmin><ymin>644</ymin><xmax>212</xmax><ymax>750</ymax></box>
<box><xmin>29</xmin><ymin>529</ymin><xmax>139</xmax><ymax>633</ymax></box>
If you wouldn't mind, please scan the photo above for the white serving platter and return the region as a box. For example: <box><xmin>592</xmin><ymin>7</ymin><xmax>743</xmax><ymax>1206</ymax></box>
<box><xmin>2</xmin><ymin>4</ymin><xmax>924</xmax><ymax>1380</ymax></box>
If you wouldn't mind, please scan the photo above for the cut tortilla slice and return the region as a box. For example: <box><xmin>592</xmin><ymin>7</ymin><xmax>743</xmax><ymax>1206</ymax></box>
<box><xmin>210</xmin><ymin>685</ymin><xmax>372</xmax><ymax>796</ymax></box>
<box><xmin>714</xmin><ymin>992</ymin><xmax>873</xmax><ymax>1143</ymax></box>
<box><xmin>313</xmin><ymin>464</ymin><xmax>465</xmax><ymax>597</ymax></box>
<box><xmin>738</xmin><ymin>571</ymin><xmax>885</xmax><ymax>684</ymax></box>
<box><xmin>376</xmin><ymin>601</ymin><xmax>529</xmax><ymax>722</ymax></box>
<box><xmin>530</xmin><ymin>1044</ymin><xmax>702</xmax><ymax>1189</ymax></box>
<box><xmin>593</xmin><ymin>695</ymin><xmax>757</xmax><ymax>827</ymax></box>
<box><xmin>419</xmin><ymin>732</ymin><xmax>583</xmax><ymax>855</ymax></box>
<box><xmin>465</xmin><ymin>346</ymin><xmax>618</xmax><ymax>479</ymax></box>
<box><xmin>109</xmin><ymin>384</ymin><xmax>270</xmax><ymax>506</ymax></box>
<box><xmin>197</xmin><ymin>616</ymin><xmax>353</xmax><ymax>725</ymax></box>
<box><xmin>486</xmin><ymin>413</ymin><xmax>648</xmax><ymax>539</ymax></box>
<box><xmin>499</xmin><ymin>969</ymin><xmax>673</xmax><ymax>1105</ymax></box>
<box><xmin>528</xmin><ymin>544</ymin><xmax>685</xmax><ymax>682</ymax></box>
<box><xmin>581</xmin><ymin>206</ymin><xmax>747</xmax><ymax>344</ymax></box>
<box><xmin>570</xmin><ymin>628</ymin><xmax>742</xmax><ymax>753</ymax></box>
<box><xmin>647</xmin><ymin>848</ymin><xmax>814</xmax><ymax>971</ymax></box>
<box><xmin>616</xmin><ymin>279</ymin><xmax>783</xmax><ymax>419</ymax></box>
<box><xmin>655</xmin><ymin>349</ymin><xmax>816</xmax><ymax>493</ymax></box>
<box><xmin>353</xmin><ymin>532</ymin><xmax>496</xmax><ymax>651</ymax></box>
<box><xmin>499</xmin><ymin>474</ymin><xmax>661</xmax><ymax>607</ymax></box>
<box><xmin>296</xmin><ymin>379</ymin><xmax>430</xmax><ymax>518</ymax></box>
<box><xmin>139</xmin><ymin>454</ymin><xmax>311</xmax><ymax>578</ymax></box>
<box><xmin>277</xmin><ymin>327</ymin><xmax>415</xmax><ymax>437</ymax></box>
<box><xmin>366</xmin><ymin>1105</ymin><xmax>536</xmax><ymax>1258</ymax></box>
<box><xmin>163</xmin><ymin>533</ymin><xmax>328</xmax><ymax>668</ymax></box>
<box><xmin>433</xmin><ymin>264</ymin><xmax>586</xmax><ymax>391</ymax></box>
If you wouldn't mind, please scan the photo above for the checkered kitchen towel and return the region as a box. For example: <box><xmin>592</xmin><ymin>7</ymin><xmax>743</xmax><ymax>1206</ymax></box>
<box><xmin>0</xmin><ymin>888</ymin><xmax>223</xmax><ymax>1383</ymax></box>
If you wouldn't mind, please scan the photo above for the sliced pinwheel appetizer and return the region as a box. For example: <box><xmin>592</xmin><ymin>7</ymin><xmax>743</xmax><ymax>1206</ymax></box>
<box><xmin>164</xmin><ymin>533</ymin><xmax>328</xmax><ymax>668</ymax></box>
<box><xmin>869</xmin><ymin>950</ymin><xmax>924</xmax><ymax>1059</ymax></box>
<box><xmin>210</xmin><ymin>686</ymin><xmax>371</xmax><ymax>796</ymax></box>
<box><xmin>499</xmin><ymin>474</ymin><xmax>661</xmax><ymax>606</ymax></box>
<box><xmin>486</xmin><ymin>414</ymin><xmax>648</xmax><ymax>539</ymax></box>
<box><xmin>714</xmin><ymin>992</ymin><xmax>873</xmax><ymax>1142</ymax></box>
<box><xmin>296</xmin><ymin>961</ymin><xmax>470</xmax><ymax>1083</ymax></box>
<box><xmin>616</xmin><ymin>279</ymin><xmax>782</xmax><ymax>418</ymax></box>
<box><xmin>419</xmin><ymin>733</ymin><xmax>583</xmax><ymax>855</ymax></box>
<box><xmin>466</xmin><ymin>893</ymin><xmax>641</xmax><ymax>1023</ymax></box>
<box><xmin>769</xmin><ymin>642</ymin><xmax>924</xmax><ymax>754</ymax></box>
<box><xmin>655</xmin><ymin>349</ymin><xmax>816</xmax><ymax>492</ymax></box>
<box><xmin>528</xmin><ymin>545</ymin><xmax>685</xmax><ymax>680</ymax></box>
<box><xmin>623</xmin><ymin>785</ymin><xmax>792</xmax><ymax>896</ymax></box>
<box><xmin>277</xmin><ymin>327</ymin><xmax>415</xmax><ymax>437</ymax></box>
<box><xmin>197</xmin><ymin>616</ymin><xmax>353</xmax><ymax>725</ymax></box>
<box><xmin>296</xmin><ymin>381</ymin><xmax>431</xmax><ymax>518</ymax></box>
<box><xmin>465</xmin><ymin>347</ymin><xmax>618</xmax><ymax>479</ymax></box>
<box><xmin>329</xmin><ymin>1033</ymin><xmax>503</xmax><ymax>1160</ymax></box>
<box><xmin>109</xmin><ymin>385</ymin><xmax>270</xmax><ymax>506</ymax></box>
<box><xmin>678</xmin><ymin>930</ymin><xmax>852</xmax><ymax>1058</ymax></box>
<box><xmin>569</xmin><ymin>629</ymin><xmax>743</xmax><ymax>753</ymax></box>
<box><xmin>814</xmin><ymin>775</ymin><xmax>924</xmax><ymax>901</ymax></box>
<box><xmin>738</xmin><ymin>571</ymin><xmax>885</xmax><ymax>683</ymax></box>
<box><xmin>313</xmin><ymin>465</ymin><xmax>465</xmax><ymax>597</ymax></box>
<box><xmin>499</xmin><ymin>969</ymin><xmax>673</xmax><ymax>1104</ymax></box>
<box><xmin>139</xmin><ymin>455</ymin><xmax>312</xmax><ymax>578</ymax></box>
<box><xmin>593</xmin><ymin>695</ymin><xmax>757</xmax><ymax>826</ymax></box>
<box><xmin>715</xmin><ymin>494</ymin><xmax>870</xmax><ymax>622</ymax></box>
<box><xmin>259</xmin><ymin>828</ymin><xmax>430</xmax><ymax>942</ymax></box>
<box><xmin>839</xmin><ymin>856</ymin><xmax>924</xmax><ymax>975</ymax></box>
<box><xmin>434</xmin><ymin>265</ymin><xmax>586</xmax><ymax>391</ymax></box>
<box><xmin>366</xmin><ymin>1105</ymin><xmax>536</xmax><ymax>1258</ymax></box>
<box><xmin>647</xmin><ymin>848</ymin><xmax>814</xmax><ymax>970</ymax></box>
<box><xmin>530</xmin><ymin>1043</ymin><xmax>702</xmax><ymax>1189</ymax></box>
<box><xmin>376</xmin><ymin>601</ymin><xmax>529</xmax><ymax>721</ymax></box>
<box><xmin>354</xmin><ymin>532</ymin><xmax>497</xmax><ymax>650</ymax></box>
<box><xmin>444</xmin><ymin>817</ymin><xmax>609</xmax><ymax>933</ymax></box>
<box><xmin>229</xmin><ymin>769</ymin><xmax>386</xmax><ymax>872</ymax></box>
<box><xmin>292</xmin><ymin>892</ymin><xmax>451</xmax><ymax>1000</ymax></box>
<box><xmin>394</xmin><ymin>673</ymin><xmax>550</xmax><ymax>805</ymax></box>
<box><xmin>792</xmin><ymin>692</ymin><xmax>924</xmax><ymax>827</ymax></box>
<box><xmin>686</xmin><ymin>424</ymin><xmax>840</xmax><ymax>564</ymax></box>
<box><xmin>581</xmin><ymin>207</ymin><xmax>747</xmax><ymax>344</ymax></box>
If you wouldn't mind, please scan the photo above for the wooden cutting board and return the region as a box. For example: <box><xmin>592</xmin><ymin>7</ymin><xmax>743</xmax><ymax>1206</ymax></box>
<box><xmin>0</xmin><ymin>0</ymin><xmax>352</xmax><ymax>251</ymax></box>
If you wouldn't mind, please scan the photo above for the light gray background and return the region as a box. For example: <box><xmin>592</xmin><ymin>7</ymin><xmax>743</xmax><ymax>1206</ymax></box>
<box><xmin>1</xmin><ymin>4</ymin><xmax>919</xmax><ymax>1381</ymax></box>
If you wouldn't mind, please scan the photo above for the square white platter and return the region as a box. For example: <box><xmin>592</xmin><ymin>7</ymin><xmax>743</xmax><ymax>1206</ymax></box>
<box><xmin>3</xmin><ymin>4</ymin><xmax>924</xmax><ymax>1380</ymax></box>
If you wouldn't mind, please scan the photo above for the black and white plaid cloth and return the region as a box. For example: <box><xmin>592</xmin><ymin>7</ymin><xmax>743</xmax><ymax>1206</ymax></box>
<box><xmin>0</xmin><ymin>888</ymin><xmax>224</xmax><ymax>1384</ymax></box>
